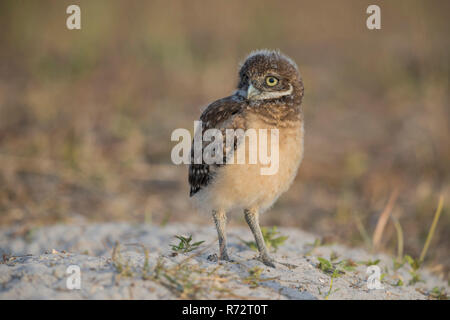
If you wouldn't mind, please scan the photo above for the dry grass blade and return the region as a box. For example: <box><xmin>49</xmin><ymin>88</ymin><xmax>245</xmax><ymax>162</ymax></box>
<box><xmin>419</xmin><ymin>196</ymin><xmax>444</xmax><ymax>264</ymax></box>
<box><xmin>354</xmin><ymin>213</ymin><xmax>371</xmax><ymax>249</ymax></box>
<box><xmin>372</xmin><ymin>188</ymin><xmax>399</xmax><ymax>250</ymax></box>
<box><xmin>391</xmin><ymin>216</ymin><xmax>404</xmax><ymax>260</ymax></box>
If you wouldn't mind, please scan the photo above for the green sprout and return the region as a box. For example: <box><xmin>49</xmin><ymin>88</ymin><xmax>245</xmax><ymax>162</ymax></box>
<box><xmin>243</xmin><ymin>266</ymin><xmax>279</xmax><ymax>288</ymax></box>
<box><xmin>316</xmin><ymin>257</ymin><xmax>350</xmax><ymax>276</ymax></box>
<box><xmin>170</xmin><ymin>235</ymin><xmax>205</xmax><ymax>254</ymax></box>
<box><xmin>361</xmin><ymin>259</ymin><xmax>380</xmax><ymax>266</ymax></box>
<box><xmin>429</xmin><ymin>287</ymin><xmax>448</xmax><ymax>300</ymax></box>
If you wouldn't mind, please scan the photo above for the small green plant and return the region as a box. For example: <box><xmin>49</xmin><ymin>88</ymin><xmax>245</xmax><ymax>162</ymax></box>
<box><xmin>244</xmin><ymin>267</ymin><xmax>264</xmax><ymax>288</ymax></box>
<box><xmin>308</xmin><ymin>238</ymin><xmax>322</xmax><ymax>247</ymax></box>
<box><xmin>330</xmin><ymin>251</ymin><xmax>339</xmax><ymax>262</ymax></box>
<box><xmin>393</xmin><ymin>279</ymin><xmax>404</xmax><ymax>286</ymax></box>
<box><xmin>153</xmin><ymin>256</ymin><xmax>165</xmax><ymax>279</ymax></box>
<box><xmin>324</xmin><ymin>269</ymin><xmax>341</xmax><ymax>300</ymax></box>
<box><xmin>395</xmin><ymin>196</ymin><xmax>444</xmax><ymax>286</ymax></box>
<box><xmin>316</xmin><ymin>257</ymin><xmax>345</xmax><ymax>276</ymax></box>
<box><xmin>241</xmin><ymin>226</ymin><xmax>288</xmax><ymax>252</ymax></box>
<box><xmin>316</xmin><ymin>255</ymin><xmax>357</xmax><ymax>299</ymax></box>
<box><xmin>317</xmin><ymin>252</ymin><xmax>357</xmax><ymax>300</ymax></box>
<box><xmin>339</xmin><ymin>258</ymin><xmax>358</xmax><ymax>271</ymax></box>
<box><xmin>391</xmin><ymin>254</ymin><xmax>424</xmax><ymax>286</ymax></box>
<box><xmin>243</xmin><ymin>266</ymin><xmax>279</xmax><ymax>288</ymax></box>
<box><xmin>150</xmin><ymin>253</ymin><xmax>232</xmax><ymax>299</ymax></box>
<box><xmin>111</xmin><ymin>242</ymin><xmax>133</xmax><ymax>278</ymax></box>
<box><xmin>408</xmin><ymin>270</ymin><xmax>422</xmax><ymax>285</ymax></box>
<box><xmin>361</xmin><ymin>259</ymin><xmax>380</xmax><ymax>266</ymax></box>
<box><xmin>317</xmin><ymin>257</ymin><xmax>334</xmax><ymax>274</ymax></box>
<box><xmin>429</xmin><ymin>287</ymin><xmax>448</xmax><ymax>300</ymax></box>
<box><xmin>402</xmin><ymin>255</ymin><xmax>423</xmax><ymax>285</ymax></box>
<box><xmin>142</xmin><ymin>247</ymin><xmax>151</xmax><ymax>280</ymax></box>
<box><xmin>392</xmin><ymin>257</ymin><xmax>404</xmax><ymax>271</ymax></box>
<box><xmin>404</xmin><ymin>255</ymin><xmax>420</xmax><ymax>271</ymax></box>
<box><xmin>170</xmin><ymin>235</ymin><xmax>204</xmax><ymax>254</ymax></box>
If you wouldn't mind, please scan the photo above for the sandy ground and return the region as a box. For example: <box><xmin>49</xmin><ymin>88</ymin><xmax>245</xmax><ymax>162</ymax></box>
<box><xmin>0</xmin><ymin>222</ymin><xmax>447</xmax><ymax>300</ymax></box>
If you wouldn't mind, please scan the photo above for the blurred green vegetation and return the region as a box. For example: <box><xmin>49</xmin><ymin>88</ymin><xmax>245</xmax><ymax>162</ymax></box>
<box><xmin>0</xmin><ymin>1</ymin><xmax>448</xmax><ymax>278</ymax></box>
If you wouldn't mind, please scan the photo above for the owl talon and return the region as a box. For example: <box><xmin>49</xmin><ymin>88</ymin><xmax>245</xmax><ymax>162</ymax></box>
<box><xmin>207</xmin><ymin>252</ymin><xmax>233</xmax><ymax>263</ymax></box>
<box><xmin>207</xmin><ymin>254</ymin><xmax>218</xmax><ymax>262</ymax></box>
<box><xmin>260</xmin><ymin>255</ymin><xmax>276</xmax><ymax>268</ymax></box>
<box><xmin>220</xmin><ymin>252</ymin><xmax>231</xmax><ymax>261</ymax></box>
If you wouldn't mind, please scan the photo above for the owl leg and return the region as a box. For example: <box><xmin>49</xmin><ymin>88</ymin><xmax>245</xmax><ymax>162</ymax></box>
<box><xmin>244</xmin><ymin>208</ymin><xmax>276</xmax><ymax>268</ymax></box>
<box><xmin>212</xmin><ymin>210</ymin><xmax>230</xmax><ymax>261</ymax></box>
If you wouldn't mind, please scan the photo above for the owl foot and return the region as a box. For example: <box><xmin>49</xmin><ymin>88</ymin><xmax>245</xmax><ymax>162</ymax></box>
<box><xmin>207</xmin><ymin>252</ymin><xmax>233</xmax><ymax>263</ymax></box>
<box><xmin>259</xmin><ymin>255</ymin><xmax>276</xmax><ymax>268</ymax></box>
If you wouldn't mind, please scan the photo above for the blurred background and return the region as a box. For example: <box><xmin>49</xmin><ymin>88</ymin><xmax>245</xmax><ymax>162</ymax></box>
<box><xmin>0</xmin><ymin>1</ymin><xmax>448</xmax><ymax>278</ymax></box>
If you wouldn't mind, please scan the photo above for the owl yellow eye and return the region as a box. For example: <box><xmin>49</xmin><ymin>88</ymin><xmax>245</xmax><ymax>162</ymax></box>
<box><xmin>265</xmin><ymin>76</ymin><xmax>278</xmax><ymax>86</ymax></box>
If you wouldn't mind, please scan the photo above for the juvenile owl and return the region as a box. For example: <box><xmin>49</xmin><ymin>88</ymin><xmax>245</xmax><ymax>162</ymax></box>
<box><xmin>189</xmin><ymin>50</ymin><xmax>304</xmax><ymax>267</ymax></box>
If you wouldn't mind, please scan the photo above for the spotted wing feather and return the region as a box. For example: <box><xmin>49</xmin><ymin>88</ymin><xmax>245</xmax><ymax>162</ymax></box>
<box><xmin>189</xmin><ymin>95</ymin><xmax>245</xmax><ymax>196</ymax></box>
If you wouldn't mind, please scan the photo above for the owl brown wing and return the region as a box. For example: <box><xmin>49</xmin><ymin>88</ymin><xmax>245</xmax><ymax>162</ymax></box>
<box><xmin>189</xmin><ymin>95</ymin><xmax>246</xmax><ymax>196</ymax></box>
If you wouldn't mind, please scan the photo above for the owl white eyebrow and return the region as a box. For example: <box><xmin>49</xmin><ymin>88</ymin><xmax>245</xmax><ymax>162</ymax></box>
<box><xmin>255</xmin><ymin>84</ymin><xmax>293</xmax><ymax>100</ymax></box>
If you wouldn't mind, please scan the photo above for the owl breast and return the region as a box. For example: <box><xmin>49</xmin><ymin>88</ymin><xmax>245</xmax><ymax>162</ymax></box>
<box><xmin>192</xmin><ymin>111</ymin><xmax>304</xmax><ymax>214</ymax></box>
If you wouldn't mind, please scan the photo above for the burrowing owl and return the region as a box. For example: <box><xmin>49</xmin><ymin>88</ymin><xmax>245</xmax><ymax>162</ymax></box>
<box><xmin>189</xmin><ymin>50</ymin><xmax>304</xmax><ymax>267</ymax></box>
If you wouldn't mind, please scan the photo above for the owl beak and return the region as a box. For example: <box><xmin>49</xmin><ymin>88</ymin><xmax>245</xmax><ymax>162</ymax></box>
<box><xmin>247</xmin><ymin>84</ymin><xmax>261</xmax><ymax>100</ymax></box>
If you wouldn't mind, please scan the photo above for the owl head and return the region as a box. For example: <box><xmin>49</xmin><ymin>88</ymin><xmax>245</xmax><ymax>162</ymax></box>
<box><xmin>236</xmin><ymin>49</ymin><xmax>304</xmax><ymax>103</ymax></box>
